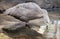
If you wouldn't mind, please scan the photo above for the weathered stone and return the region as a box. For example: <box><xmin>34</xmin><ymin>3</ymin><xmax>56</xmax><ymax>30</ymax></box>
<box><xmin>41</xmin><ymin>9</ymin><xmax>50</xmax><ymax>23</ymax></box>
<box><xmin>28</xmin><ymin>9</ymin><xmax>50</xmax><ymax>33</ymax></box>
<box><xmin>0</xmin><ymin>14</ymin><xmax>26</xmax><ymax>32</ymax></box>
<box><xmin>3</xmin><ymin>3</ymin><xmax>50</xmax><ymax>33</ymax></box>
<box><xmin>4</xmin><ymin>2</ymin><xmax>50</xmax><ymax>22</ymax></box>
<box><xmin>28</xmin><ymin>18</ymin><xmax>45</xmax><ymax>27</ymax></box>
<box><xmin>4</xmin><ymin>2</ymin><xmax>43</xmax><ymax>22</ymax></box>
<box><xmin>28</xmin><ymin>18</ymin><xmax>45</xmax><ymax>32</ymax></box>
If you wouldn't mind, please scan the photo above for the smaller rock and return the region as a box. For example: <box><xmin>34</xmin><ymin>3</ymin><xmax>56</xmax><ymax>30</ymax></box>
<box><xmin>2</xmin><ymin>21</ymin><xmax>26</xmax><ymax>30</ymax></box>
<box><xmin>0</xmin><ymin>14</ymin><xmax>26</xmax><ymax>32</ymax></box>
<box><xmin>28</xmin><ymin>18</ymin><xmax>45</xmax><ymax>27</ymax></box>
<box><xmin>28</xmin><ymin>18</ymin><xmax>45</xmax><ymax>32</ymax></box>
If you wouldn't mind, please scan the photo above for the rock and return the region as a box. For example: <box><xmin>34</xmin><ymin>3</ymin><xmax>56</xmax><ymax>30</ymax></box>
<box><xmin>28</xmin><ymin>18</ymin><xmax>45</xmax><ymax>27</ymax></box>
<box><xmin>4</xmin><ymin>2</ymin><xmax>50</xmax><ymax>22</ymax></box>
<box><xmin>28</xmin><ymin>9</ymin><xmax>50</xmax><ymax>33</ymax></box>
<box><xmin>4</xmin><ymin>2</ymin><xmax>44</xmax><ymax>22</ymax></box>
<box><xmin>0</xmin><ymin>14</ymin><xmax>26</xmax><ymax>32</ymax></box>
<box><xmin>28</xmin><ymin>18</ymin><xmax>45</xmax><ymax>32</ymax></box>
<box><xmin>41</xmin><ymin>9</ymin><xmax>50</xmax><ymax>23</ymax></box>
<box><xmin>28</xmin><ymin>17</ymin><xmax>48</xmax><ymax>33</ymax></box>
<box><xmin>2</xmin><ymin>21</ymin><xmax>26</xmax><ymax>30</ymax></box>
<box><xmin>3</xmin><ymin>2</ymin><xmax>50</xmax><ymax>33</ymax></box>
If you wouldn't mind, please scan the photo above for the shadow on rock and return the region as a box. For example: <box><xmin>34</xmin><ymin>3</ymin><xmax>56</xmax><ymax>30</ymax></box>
<box><xmin>2</xmin><ymin>27</ymin><xmax>43</xmax><ymax>39</ymax></box>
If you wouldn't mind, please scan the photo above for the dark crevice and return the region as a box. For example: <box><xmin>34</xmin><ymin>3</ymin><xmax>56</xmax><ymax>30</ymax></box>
<box><xmin>0</xmin><ymin>9</ymin><xmax>5</xmax><ymax>14</ymax></box>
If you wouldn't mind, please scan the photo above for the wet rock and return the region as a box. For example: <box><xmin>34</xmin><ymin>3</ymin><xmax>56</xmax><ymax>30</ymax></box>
<box><xmin>0</xmin><ymin>14</ymin><xmax>26</xmax><ymax>32</ymax></box>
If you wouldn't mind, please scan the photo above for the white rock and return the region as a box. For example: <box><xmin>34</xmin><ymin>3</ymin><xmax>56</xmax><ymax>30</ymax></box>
<box><xmin>37</xmin><ymin>25</ymin><xmax>46</xmax><ymax>34</ymax></box>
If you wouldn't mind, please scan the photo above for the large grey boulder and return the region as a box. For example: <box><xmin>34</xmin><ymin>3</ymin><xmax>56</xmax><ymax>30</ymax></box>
<box><xmin>3</xmin><ymin>2</ymin><xmax>50</xmax><ymax>33</ymax></box>
<box><xmin>4</xmin><ymin>2</ymin><xmax>50</xmax><ymax>22</ymax></box>
<box><xmin>0</xmin><ymin>14</ymin><xmax>26</xmax><ymax>32</ymax></box>
<box><xmin>4</xmin><ymin>2</ymin><xmax>43</xmax><ymax>22</ymax></box>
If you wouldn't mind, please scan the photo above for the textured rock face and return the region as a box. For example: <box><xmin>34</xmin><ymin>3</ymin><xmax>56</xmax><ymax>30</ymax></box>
<box><xmin>0</xmin><ymin>14</ymin><xmax>26</xmax><ymax>32</ymax></box>
<box><xmin>4</xmin><ymin>2</ymin><xmax>50</xmax><ymax>22</ymax></box>
<box><xmin>28</xmin><ymin>9</ymin><xmax>50</xmax><ymax>28</ymax></box>
<box><xmin>4</xmin><ymin>2</ymin><xmax>42</xmax><ymax>22</ymax></box>
<box><xmin>3</xmin><ymin>2</ymin><xmax>50</xmax><ymax>32</ymax></box>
